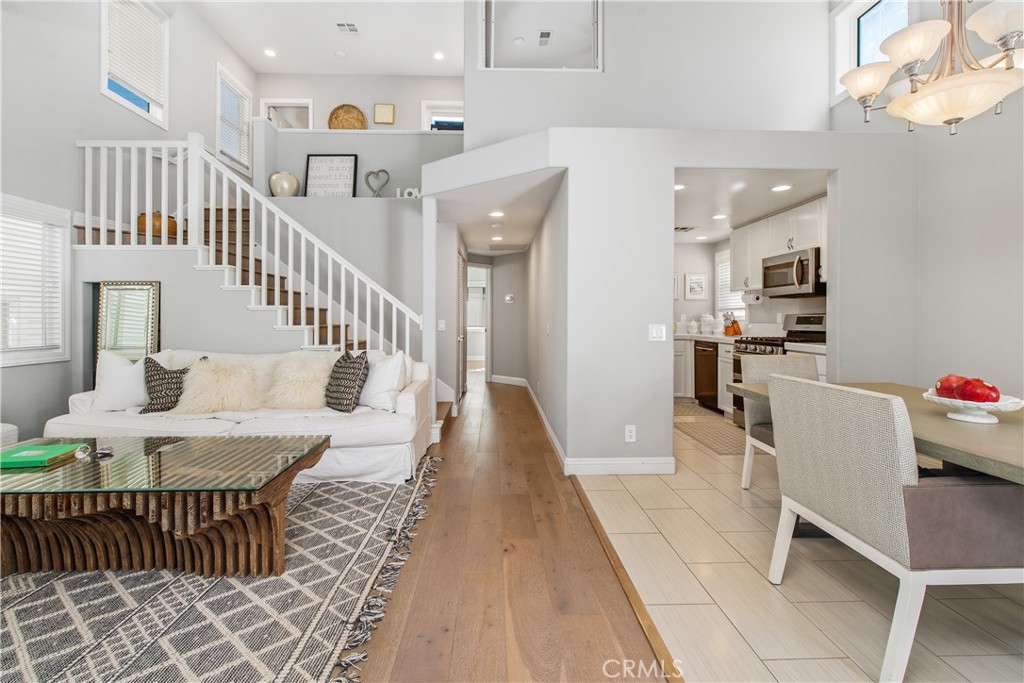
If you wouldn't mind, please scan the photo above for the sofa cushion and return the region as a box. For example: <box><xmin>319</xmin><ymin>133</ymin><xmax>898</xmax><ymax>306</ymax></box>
<box><xmin>264</xmin><ymin>352</ymin><xmax>340</xmax><ymax>410</ymax></box>
<box><xmin>141</xmin><ymin>357</ymin><xmax>191</xmax><ymax>413</ymax></box>
<box><xmin>326</xmin><ymin>351</ymin><xmax>370</xmax><ymax>413</ymax></box>
<box><xmin>44</xmin><ymin>411</ymin><xmax>237</xmax><ymax>438</ymax></box>
<box><xmin>358</xmin><ymin>351</ymin><xmax>407</xmax><ymax>412</ymax></box>
<box><xmin>172</xmin><ymin>358</ymin><xmax>260</xmax><ymax>413</ymax></box>
<box><xmin>93</xmin><ymin>349</ymin><xmax>172</xmax><ymax>411</ymax></box>
<box><xmin>228</xmin><ymin>407</ymin><xmax>416</xmax><ymax>448</ymax></box>
<box><xmin>169</xmin><ymin>350</ymin><xmax>283</xmax><ymax>397</ymax></box>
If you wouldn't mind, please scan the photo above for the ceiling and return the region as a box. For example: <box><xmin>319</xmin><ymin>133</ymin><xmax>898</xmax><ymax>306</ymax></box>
<box><xmin>673</xmin><ymin>168</ymin><xmax>830</xmax><ymax>245</ymax></box>
<box><xmin>436</xmin><ymin>168</ymin><xmax>567</xmax><ymax>255</ymax></box>
<box><xmin>190</xmin><ymin>1</ymin><xmax>464</xmax><ymax>77</ymax></box>
<box><xmin>490</xmin><ymin>1</ymin><xmax>597</xmax><ymax>69</ymax></box>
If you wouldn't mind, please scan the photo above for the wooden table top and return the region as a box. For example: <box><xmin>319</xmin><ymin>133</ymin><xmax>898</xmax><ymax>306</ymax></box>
<box><xmin>728</xmin><ymin>382</ymin><xmax>1024</xmax><ymax>485</ymax></box>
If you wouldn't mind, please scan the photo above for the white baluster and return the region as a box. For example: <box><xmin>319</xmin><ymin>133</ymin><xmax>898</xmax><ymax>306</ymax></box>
<box><xmin>365</xmin><ymin>282</ymin><xmax>371</xmax><ymax>351</ymax></box>
<box><xmin>405</xmin><ymin>313</ymin><xmax>411</xmax><ymax>356</ymax></box>
<box><xmin>234</xmin><ymin>183</ymin><xmax>242</xmax><ymax>285</ymax></box>
<box><xmin>248</xmin><ymin>193</ymin><xmax>255</xmax><ymax>286</ymax></box>
<box><xmin>378</xmin><ymin>291</ymin><xmax>385</xmax><ymax>351</ymax></box>
<box><xmin>300</xmin><ymin>233</ymin><xmax>307</xmax><ymax>326</ymax></box>
<box><xmin>160</xmin><ymin>145</ymin><xmax>169</xmax><ymax>246</ymax></box>
<box><xmin>354</xmin><ymin>277</ymin><xmax>360</xmax><ymax>352</ymax></box>
<box><xmin>327</xmin><ymin>259</ymin><xmax>334</xmax><ymax>347</ymax></box>
<box><xmin>220</xmin><ymin>172</ymin><xmax>229</xmax><ymax>266</ymax></box>
<box><xmin>176</xmin><ymin>145</ymin><xmax>184</xmax><ymax>244</ymax></box>
<box><xmin>99</xmin><ymin>146</ymin><xmax>108</xmax><ymax>245</ymax></box>
<box><xmin>288</xmin><ymin>226</ymin><xmax>294</xmax><ymax>321</ymax></box>
<box><xmin>260</xmin><ymin>205</ymin><xmax>268</xmax><ymax>305</ymax></box>
<box><xmin>207</xmin><ymin>165</ymin><xmax>217</xmax><ymax>265</ymax></box>
<box><xmin>313</xmin><ymin>246</ymin><xmax>320</xmax><ymax>339</ymax></box>
<box><xmin>274</xmin><ymin>214</ymin><xmax>281</xmax><ymax>307</ymax></box>
<box><xmin>83</xmin><ymin>146</ymin><xmax>93</xmax><ymax>245</ymax></box>
<box><xmin>114</xmin><ymin>147</ymin><xmax>123</xmax><ymax>246</ymax></box>
<box><xmin>340</xmin><ymin>266</ymin><xmax>347</xmax><ymax>350</ymax></box>
<box><xmin>187</xmin><ymin>133</ymin><xmax>203</xmax><ymax>249</ymax></box>
<box><xmin>392</xmin><ymin>305</ymin><xmax>397</xmax><ymax>355</ymax></box>
<box><xmin>144</xmin><ymin>146</ymin><xmax>153</xmax><ymax>243</ymax></box>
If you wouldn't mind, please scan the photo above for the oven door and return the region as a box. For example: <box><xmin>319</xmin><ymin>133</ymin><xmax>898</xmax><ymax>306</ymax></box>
<box><xmin>762</xmin><ymin>248</ymin><xmax>818</xmax><ymax>297</ymax></box>
<box><xmin>731</xmin><ymin>350</ymin><xmax>756</xmax><ymax>428</ymax></box>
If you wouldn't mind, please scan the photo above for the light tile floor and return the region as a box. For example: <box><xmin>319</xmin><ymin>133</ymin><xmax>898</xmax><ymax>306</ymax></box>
<box><xmin>578</xmin><ymin>402</ymin><xmax>1024</xmax><ymax>683</ymax></box>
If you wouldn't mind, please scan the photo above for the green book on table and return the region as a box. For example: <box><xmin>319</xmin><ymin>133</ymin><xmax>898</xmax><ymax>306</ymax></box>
<box><xmin>0</xmin><ymin>443</ymin><xmax>86</xmax><ymax>469</ymax></box>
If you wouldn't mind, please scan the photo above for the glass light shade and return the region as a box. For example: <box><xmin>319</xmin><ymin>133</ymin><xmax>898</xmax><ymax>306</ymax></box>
<box><xmin>840</xmin><ymin>62</ymin><xmax>898</xmax><ymax>99</ymax></box>
<box><xmin>881</xmin><ymin>20</ymin><xmax>951</xmax><ymax>68</ymax></box>
<box><xmin>966</xmin><ymin>0</ymin><xmax>1023</xmax><ymax>45</ymax></box>
<box><xmin>887</xmin><ymin>68</ymin><xmax>1024</xmax><ymax>124</ymax></box>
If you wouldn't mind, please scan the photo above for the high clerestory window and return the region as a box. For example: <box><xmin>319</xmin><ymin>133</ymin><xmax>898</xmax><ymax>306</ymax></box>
<box><xmin>217</xmin><ymin>64</ymin><xmax>253</xmax><ymax>172</ymax></box>
<box><xmin>831</xmin><ymin>0</ymin><xmax>911</xmax><ymax>104</ymax></box>
<box><xmin>101</xmin><ymin>0</ymin><xmax>169</xmax><ymax>129</ymax></box>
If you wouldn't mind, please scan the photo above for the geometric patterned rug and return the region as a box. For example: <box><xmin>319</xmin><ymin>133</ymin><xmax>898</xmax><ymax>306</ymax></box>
<box><xmin>674</xmin><ymin>421</ymin><xmax>747</xmax><ymax>454</ymax></box>
<box><xmin>673</xmin><ymin>402</ymin><xmax>719</xmax><ymax>417</ymax></box>
<box><xmin>0</xmin><ymin>458</ymin><xmax>439</xmax><ymax>683</ymax></box>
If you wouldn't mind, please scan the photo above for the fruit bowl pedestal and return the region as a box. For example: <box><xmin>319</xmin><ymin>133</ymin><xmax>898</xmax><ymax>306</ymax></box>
<box><xmin>922</xmin><ymin>389</ymin><xmax>1024</xmax><ymax>424</ymax></box>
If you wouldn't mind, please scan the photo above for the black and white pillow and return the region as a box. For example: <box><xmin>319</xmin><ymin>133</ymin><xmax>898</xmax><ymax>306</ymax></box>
<box><xmin>326</xmin><ymin>351</ymin><xmax>370</xmax><ymax>413</ymax></box>
<box><xmin>140</xmin><ymin>357</ymin><xmax>193</xmax><ymax>414</ymax></box>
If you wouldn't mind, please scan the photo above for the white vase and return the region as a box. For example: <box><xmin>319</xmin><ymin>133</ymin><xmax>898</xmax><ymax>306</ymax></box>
<box><xmin>269</xmin><ymin>171</ymin><xmax>299</xmax><ymax>197</ymax></box>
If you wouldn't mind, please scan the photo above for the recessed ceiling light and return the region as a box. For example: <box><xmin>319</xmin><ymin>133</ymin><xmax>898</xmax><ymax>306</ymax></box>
<box><xmin>488</xmin><ymin>211</ymin><xmax>504</xmax><ymax>218</ymax></box>
<box><xmin>712</xmin><ymin>214</ymin><xmax>728</xmax><ymax>220</ymax></box>
<box><xmin>490</xmin><ymin>223</ymin><xmax>502</xmax><ymax>228</ymax></box>
<box><xmin>491</xmin><ymin>236</ymin><xmax>503</xmax><ymax>241</ymax></box>
<box><xmin>263</xmin><ymin>48</ymin><xmax>277</xmax><ymax>57</ymax></box>
<box><xmin>696</xmin><ymin>236</ymin><xmax>709</xmax><ymax>240</ymax></box>
<box><xmin>771</xmin><ymin>184</ymin><xmax>793</xmax><ymax>192</ymax></box>
<box><xmin>334</xmin><ymin>50</ymin><xmax>347</xmax><ymax>59</ymax></box>
<box><xmin>673</xmin><ymin>184</ymin><xmax>686</xmax><ymax>191</ymax></box>
<box><xmin>433</xmin><ymin>51</ymin><xmax>445</xmax><ymax>60</ymax></box>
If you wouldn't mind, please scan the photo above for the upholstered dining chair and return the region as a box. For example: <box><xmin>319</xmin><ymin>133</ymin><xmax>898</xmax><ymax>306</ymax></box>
<box><xmin>766</xmin><ymin>375</ymin><xmax>1024</xmax><ymax>683</ymax></box>
<box><xmin>739</xmin><ymin>354</ymin><xmax>818</xmax><ymax>489</ymax></box>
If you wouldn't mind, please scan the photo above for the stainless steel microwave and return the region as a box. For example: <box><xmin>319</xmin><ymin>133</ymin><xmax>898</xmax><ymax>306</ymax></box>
<box><xmin>762</xmin><ymin>247</ymin><xmax>825</xmax><ymax>298</ymax></box>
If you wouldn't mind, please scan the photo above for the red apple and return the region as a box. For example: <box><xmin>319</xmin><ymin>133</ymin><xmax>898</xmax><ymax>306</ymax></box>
<box><xmin>955</xmin><ymin>378</ymin><xmax>1001</xmax><ymax>403</ymax></box>
<box><xmin>935</xmin><ymin>374</ymin><xmax>967</xmax><ymax>399</ymax></box>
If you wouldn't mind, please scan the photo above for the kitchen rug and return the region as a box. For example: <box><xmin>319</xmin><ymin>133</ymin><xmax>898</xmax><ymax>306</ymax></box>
<box><xmin>0</xmin><ymin>457</ymin><xmax>440</xmax><ymax>683</ymax></box>
<box><xmin>675</xmin><ymin>421</ymin><xmax>747</xmax><ymax>455</ymax></box>
<box><xmin>673</xmin><ymin>403</ymin><xmax>720</xmax><ymax>418</ymax></box>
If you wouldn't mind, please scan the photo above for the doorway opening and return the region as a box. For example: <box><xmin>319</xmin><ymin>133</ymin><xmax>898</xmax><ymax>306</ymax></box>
<box><xmin>466</xmin><ymin>265</ymin><xmax>491</xmax><ymax>380</ymax></box>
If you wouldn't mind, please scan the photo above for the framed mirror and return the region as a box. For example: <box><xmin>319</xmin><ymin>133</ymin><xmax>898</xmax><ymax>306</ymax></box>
<box><xmin>97</xmin><ymin>281</ymin><xmax>160</xmax><ymax>362</ymax></box>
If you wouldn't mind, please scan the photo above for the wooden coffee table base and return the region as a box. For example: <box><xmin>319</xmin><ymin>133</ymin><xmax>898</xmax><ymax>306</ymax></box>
<box><xmin>0</xmin><ymin>445</ymin><xmax>325</xmax><ymax>578</ymax></box>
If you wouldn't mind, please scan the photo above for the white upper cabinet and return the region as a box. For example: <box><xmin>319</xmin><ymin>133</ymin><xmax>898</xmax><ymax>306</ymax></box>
<box><xmin>767</xmin><ymin>211</ymin><xmax>794</xmax><ymax>255</ymax></box>
<box><xmin>817</xmin><ymin>197</ymin><xmax>828</xmax><ymax>282</ymax></box>
<box><xmin>733</xmin><ymin>199</ymin><xmax>827</xmax><ymax>290</ymax></box>
<box><xmin>791</xmin><ymin>199</ymin><xmax>821</xmax><ymax>251</ymax></box>
<box><xmin>730</xmin><ymin>226</ymin><xmax>750</xmax><ymax>291</ymax></box>
<box><xmin>746</xmin><ymin>220</ymin><xmax>768</xmax><ymax>290</ymax></box>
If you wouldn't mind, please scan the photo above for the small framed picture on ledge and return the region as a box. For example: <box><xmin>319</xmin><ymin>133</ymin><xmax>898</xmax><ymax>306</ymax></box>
<box><xmin>684</xmin><ymin>273</ymin><xmax>708</xmax><ymax>300</ymax></box>
<box><xmin>374</xmin><ymin>103</ymin><xmax>395</xmax><ymax>125</ymax></box>
<box><xmin>305</xmin><ymin>154</ymin><xmax>358</xmax><ymax>198</ymax></box>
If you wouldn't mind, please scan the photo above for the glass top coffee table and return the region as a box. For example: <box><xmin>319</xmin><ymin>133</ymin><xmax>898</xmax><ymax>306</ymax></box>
<box><xmin>0</xmin><ymin>435</ymin><xmax>329</xmax><ymax>577</ymax></box>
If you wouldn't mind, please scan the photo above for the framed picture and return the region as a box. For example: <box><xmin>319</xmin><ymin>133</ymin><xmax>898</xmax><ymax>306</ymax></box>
<box><xmin>374</xmin><ymin>103</ymin><xmax>395</xmax><ymax>125</ymax></box>
<box><xmin>305</xmin><ymin>154</ymin><xmax>358</xmax><ymax>198</ymax></box>
<box><xmin>673</xmin><ymin>274</ymin><xmax>680</xmax><ymax>300</ymax></box>
<box><xmin>684</xmin><ymin>273</ymin><xmax>708</xmax><ymax>300</ymax></box>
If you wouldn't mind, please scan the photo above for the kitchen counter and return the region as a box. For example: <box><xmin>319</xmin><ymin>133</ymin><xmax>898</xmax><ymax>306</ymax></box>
<box><xmin>674</xmin><ymin>333</ymin><xmax>737</xmax><ymax>344</ymax></box>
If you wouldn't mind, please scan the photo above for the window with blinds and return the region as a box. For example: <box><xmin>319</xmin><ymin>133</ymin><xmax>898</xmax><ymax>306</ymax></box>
<box><xmin>102</xmin><ymin>0</ymin><xmax>169</xmax><ymax>128</ymax></box>
<box><xmin>0</xmin><ymin>196</ymin><xmax>70</xmax><ymax>367</ymax></box>
<box><xmin>217</xmin><ymin>65</ymin><xmax>253</xmax><ymax>170</ymax></box>
<box><xmin>716</xmin><ymin>250</ymin><xmax>746</xmax><ymax>321</ymax></box>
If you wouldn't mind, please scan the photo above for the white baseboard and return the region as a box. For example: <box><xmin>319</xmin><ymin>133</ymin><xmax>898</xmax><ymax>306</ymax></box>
<box><xmin>562</xmin><ymin>457</ymin><xmax>677</xmax><ymax>476</ymax></box>
<box><xmin>491</xmin><ymin>375</ymin><xmax>527</xmax><ymax>387</ymax></box>
<box><xmin>430</xmin><ymin>422</ymin><xmax>442</xmax><ymax>443</ymax></box>
<box><xmin>525</xmin><ymin>381</ymin><xmax>568</xmax><ymax>469</ymax></box>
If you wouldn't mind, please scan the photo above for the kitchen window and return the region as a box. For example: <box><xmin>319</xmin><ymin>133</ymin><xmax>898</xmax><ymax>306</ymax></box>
<box><xmin>217</xmin><ymin>64</ymin><xmax>253</xmax><ymax>172</ymax></box>
<box><xmin>0</xmin><ymin>195</ymin><xmax>71</xmax><ymax>367</ymax></box>
<box><xmin>101</xmin><ymin>0</ymin><xmax>169</xmax><ymax>129</ymax></box>
<box><xmin>716</xmin><ymin>250</ymin><xmax>745</xmax><ymax>322</ymax></box>
<box><xmin>830</xmin><ymin>0</ymin><xmax>911</xmax><ymax>104</ymax></box>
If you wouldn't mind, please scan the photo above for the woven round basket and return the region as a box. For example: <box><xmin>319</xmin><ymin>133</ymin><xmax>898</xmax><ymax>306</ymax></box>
<box><xmin>328</xmin><ymin>104</ymin><xmax>367</xmax><ymax>130</ymax></box>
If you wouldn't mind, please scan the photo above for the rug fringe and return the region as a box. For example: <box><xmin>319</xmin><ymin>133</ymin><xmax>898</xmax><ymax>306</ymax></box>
<box><xmin>333</xmin><ymin>455</ymin><xmax>442</xmax><ymax>682</ymax></box>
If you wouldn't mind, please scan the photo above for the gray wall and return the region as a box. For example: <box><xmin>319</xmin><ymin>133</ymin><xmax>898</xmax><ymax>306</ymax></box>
<box><xmin>463</xmin><ymin>1</ymin><xmax>830</xmax><ymax>149</ymax></box>
<box><xmin>255</xmin><ymin>74</ymin><xmax>464</xmax><ymax>131</ymax></box>
<box><xmin>526</xmin><ymin>177</ymin><xmax>569</xmax><ymax>452</ymax></box>
<box><xmin>673</xmin><ymin>243</ymin><xmax>716</xmax><ymax>322</ymax></box>
<box><xmin>491</xmin><ymin>252</ymin><xmax>528</xmax><ymax>379</ymax></box>
<box><xmin>434</xmin><ymin>222</ymin><xmax>459</xmax><ymax>398</ymax></box>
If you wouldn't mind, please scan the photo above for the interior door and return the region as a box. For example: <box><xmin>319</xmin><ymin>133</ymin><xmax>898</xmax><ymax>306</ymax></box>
<box><xmin>456</xmin><ymin>252</ymin><xmax>467</xmax><ymax>403</ymax></box>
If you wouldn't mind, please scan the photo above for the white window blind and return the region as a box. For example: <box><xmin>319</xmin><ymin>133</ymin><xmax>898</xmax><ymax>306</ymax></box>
<box><xmin>218</xmin><ymin>66</ymin><xmax>252</xmax><ymax>169</ymax></box>
<box><xmin>0</xmin><ymin>197</ymin><xmax>70</xmax><ymax>366</ymax></box>
<box><xmin>716</xmin><ymin>251</ymin><xmax>746</xmax><ymax>321</ymax></box>
<box><xmin>107</xmin><ymin>0</ymin><xmax>168</xmax><ymax>106</ymax></box>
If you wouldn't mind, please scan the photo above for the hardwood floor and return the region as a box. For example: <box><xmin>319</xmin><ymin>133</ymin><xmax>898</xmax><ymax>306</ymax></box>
<box><xmin>356</xmin><ymin>372</ymin><xmax>663</xmax><ymax>682</ymax></box>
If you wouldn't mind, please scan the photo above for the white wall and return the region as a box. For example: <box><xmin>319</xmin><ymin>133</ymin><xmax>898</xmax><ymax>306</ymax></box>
<box><xmin>463</xmin><ymin>1</ymin><xmax>830</xmax><ymax>149</ymax></box>
<box><xmin>255</xmin><ymin>74</ymin><xmax>463</xmax><ymax>131</ymax></box>
<box><xmin>491</xmin><ymin>252</ymin><xmax>529</xmax><ymax>379</ymax></box>
<box><xmin>673</xmin><ymin>243</ymin><xmax>716</xmax><ymax>323</ymax></box>
<box><xmin>434</xmin><ymin>222</ymin><xmax>460</xmax><ymax>397</ymax></box>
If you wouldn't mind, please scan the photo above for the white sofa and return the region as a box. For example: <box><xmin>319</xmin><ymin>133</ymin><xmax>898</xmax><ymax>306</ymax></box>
<box><xmin>43</xmin><ymin>349</ymin><xmax>431</xmax><ymax>484</ymax></box>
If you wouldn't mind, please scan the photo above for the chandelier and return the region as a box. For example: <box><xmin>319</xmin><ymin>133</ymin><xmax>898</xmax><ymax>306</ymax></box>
<box><xmin>840</xmin><ymin>0</ymin><xmax>1023</xmax><ymax>134</ymax></box>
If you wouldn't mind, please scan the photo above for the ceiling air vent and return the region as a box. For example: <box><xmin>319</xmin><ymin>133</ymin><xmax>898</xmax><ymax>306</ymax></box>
<box><xmin>336</xmin><ymin>23</ymin><xmax>360</xmax><ymax>35</ymax></box>
<box><xmin>675</xmin><ymin>225</ymin><xmax>698</xmax><ymax>232</ymax></box>
<box><xmin>538</xmin><ymin>30</ymin><xmax>552</xmax><ymax>47</ymax></box>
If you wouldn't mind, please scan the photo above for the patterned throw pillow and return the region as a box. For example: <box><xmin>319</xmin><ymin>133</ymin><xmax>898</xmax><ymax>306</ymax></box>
<box><xmin>326</xmin><ymin>351</ymin><xmax>370</xmax><ymax>413</ymax></box>
<box><xmin>140</xmin><ymin>357</ymin><xmax>192</xmax><ymax>414</ymax></box>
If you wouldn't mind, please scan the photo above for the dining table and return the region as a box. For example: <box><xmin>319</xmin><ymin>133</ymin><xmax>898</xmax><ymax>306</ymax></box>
<box><xmin>727</xmin><ymin>382</ymin><xmax>1024</xmax><ymax>485</ymax></box>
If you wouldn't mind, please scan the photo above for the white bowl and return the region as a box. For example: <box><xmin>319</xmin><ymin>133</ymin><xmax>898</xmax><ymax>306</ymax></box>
<box><xmin>922</xmin><ymin>388</ymin><xmax>1023</xmax><ymax>424</ymax></box>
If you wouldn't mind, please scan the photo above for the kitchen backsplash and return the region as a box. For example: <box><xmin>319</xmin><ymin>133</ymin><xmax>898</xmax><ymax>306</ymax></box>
<box><xmin>747</xmin><ymin>294</ymin><xmax>825</xmax><ymax>324</ymax></box>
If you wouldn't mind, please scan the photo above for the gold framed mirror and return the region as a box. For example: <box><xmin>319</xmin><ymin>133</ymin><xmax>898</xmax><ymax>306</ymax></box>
<box><xmin>97</xmin><ymin>281</ymin><xmax>160</xmax><ymax>362</ymax></box>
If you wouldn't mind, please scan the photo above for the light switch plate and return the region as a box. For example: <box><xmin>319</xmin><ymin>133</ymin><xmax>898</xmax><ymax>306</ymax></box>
<box><xmin>649</xmin><ymin>324</ymin><xmax>667</xmax><ymax>342</ymax></box>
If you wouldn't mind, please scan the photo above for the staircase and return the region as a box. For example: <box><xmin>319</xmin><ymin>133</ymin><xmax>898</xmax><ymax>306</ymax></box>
<box><xmin>76</xmin><ymin>133</ymin><xmax>418</xmax><ymax>354</ymax></box>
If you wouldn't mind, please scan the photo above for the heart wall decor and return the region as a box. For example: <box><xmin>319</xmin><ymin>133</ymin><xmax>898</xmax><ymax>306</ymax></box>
<box><xmin>364</xmin><ymin>169</ymin><xmax>390</xmax><ymax>198</ymax></box>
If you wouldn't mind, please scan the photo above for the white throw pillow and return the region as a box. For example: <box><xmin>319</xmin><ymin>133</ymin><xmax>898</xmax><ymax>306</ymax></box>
<box><xmin>358</xmin><ymin>351</ymin><xmax>407</xmax><ymax>412</ymax></box>
<box><xmin>172</xmin><ymin>359</ymin><xmax>260</xmax><ymax>413</ymax></box>
<box><xmin>92</xmin><ymin>349</ymin><xmax>171</xmax><ymax>412</ymax></box>
<box><xmin>264</xmin><ymin>352</ymin><xmax>339</xmax><ymax>410</ymax></box>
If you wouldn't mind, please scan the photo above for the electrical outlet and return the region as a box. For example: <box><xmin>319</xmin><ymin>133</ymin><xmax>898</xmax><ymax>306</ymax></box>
<box><xmin>438</xmin><ymin>320</ymin><xmax>446</xmax><ymax>331</ymax></box>
<box><xmin>624</xmin><ymin>425</ymin><xmax>636</xmax><ymax>442</ymax></box>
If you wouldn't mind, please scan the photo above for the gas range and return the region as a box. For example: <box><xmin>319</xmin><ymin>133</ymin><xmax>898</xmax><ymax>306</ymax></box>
<box><xmin>734</xmin><ymin>314</ymin><xmax>826</xmax><ymax>355</ymax></box>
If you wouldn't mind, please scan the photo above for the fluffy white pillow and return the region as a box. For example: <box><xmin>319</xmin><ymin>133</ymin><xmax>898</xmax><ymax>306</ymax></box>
<box><xmin>358</xmin><ymin>351</ymin><xmax>407</xmax><ymax>412</ymax></box>
<box><xmin>172</xmin><ymin>359</ymin><xmax>260</xmax><ymax>413</ymax></box>
<box><xmin>264</xmin><ymin>352</ymin><xmax>339</xmax><ymax>409</ymax></box>
<box><xmin>93</xmin><ymin>349</ymin><xmax>171</xmax><ymax>411</ymax></box>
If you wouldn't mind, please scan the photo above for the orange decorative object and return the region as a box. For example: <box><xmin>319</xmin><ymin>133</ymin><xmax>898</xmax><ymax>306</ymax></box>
<box><xmin>731</xmin><ymin>321</ymin><xmax>742</xmax><ymax>335</ymax></box>
<box><xmin>137</xmin><ymin>212</ymin><xmax>177</xmax><ymax>238</ymax></box>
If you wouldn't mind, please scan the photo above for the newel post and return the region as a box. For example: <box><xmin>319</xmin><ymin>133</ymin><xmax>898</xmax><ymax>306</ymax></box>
<box><xmin>186</xmin><ymin>132</ymin><xmax>204</xmax><ymax>248</ymax></box>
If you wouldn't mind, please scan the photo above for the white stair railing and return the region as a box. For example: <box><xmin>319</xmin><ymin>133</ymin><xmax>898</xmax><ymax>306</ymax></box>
<box><xmin>77</xmin><ymin>133</ymin><xmax>421</xmax><ymax>354</ymax></box>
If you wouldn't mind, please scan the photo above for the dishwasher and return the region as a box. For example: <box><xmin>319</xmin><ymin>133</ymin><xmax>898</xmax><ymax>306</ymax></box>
<box><xmin>694</xmin><ymin>341</ymin><xmax>718</xmax><ymax>411</ymax></box>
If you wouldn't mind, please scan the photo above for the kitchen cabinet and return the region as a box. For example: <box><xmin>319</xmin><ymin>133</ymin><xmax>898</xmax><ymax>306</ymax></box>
<box><xmin>767</xmin><ymin>198</ymin><xmax>826</xmax><ymax>255</ymax></box>
<box><xmin>729</xmin><ymin>219</ymin><xmax>767</xmax><ymax>291</ymax></box>
<box><xmin>717</xmin><ymin>344</ymin><xmax>733</xmax><ymax>414</ymax></box>
<box><xmin>818</xmin><ymin>198</ymin><xmax>828</xmax><ymax>282</ymax></box>
<box><xmin>746</xmin><ymin>220</ymin><xmax>768</xmax><ymax>289</ymax></box>
<box><xmin>674</xmin><ymin>339</ymin><xmax>693</xmax><ymax>397</ymax></box>
<box><xmin>768</xmin><ymin>211</ymin><xmax>794</xmax><ymax>255</ymax></box>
